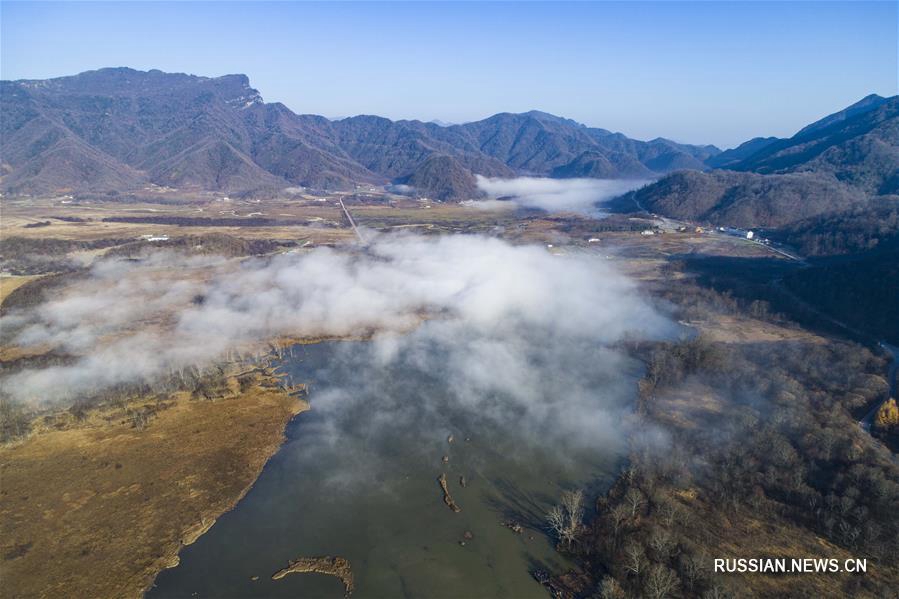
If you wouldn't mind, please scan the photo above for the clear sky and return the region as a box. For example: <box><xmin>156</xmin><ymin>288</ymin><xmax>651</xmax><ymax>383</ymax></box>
<box><xmin>1</xmin><ymin>1</ymin><xmax>896</xmax><ymax>148</ymax></box>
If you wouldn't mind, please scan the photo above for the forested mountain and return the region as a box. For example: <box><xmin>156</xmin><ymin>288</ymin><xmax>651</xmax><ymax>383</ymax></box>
<box><xmin>769</xmin><ymin>197</ymin><xmax>899</xmax><ymax>256</ymax></box>
<box><xmin>0</xmin><ymin>68</ymin><xmax>718</xmax><ymax>200</ymax></box>
<box><xmin>763</xmin><ymin>196</ymin><xmax>899</xmax><ymax>344</ymax></box>
<box><xmin>622</xmin><ymin>95</ymin><xmax>898</xmax><ymax>228</ymax></box>
<box><xmin>621</xmin><ymin>170</ymin><xmax>862</xmax><ymax>228</ymax></box>
<box><xmin>727</xmin><ymin>95</ymin><xmax>898</xmax><ymax>195</ymax></box>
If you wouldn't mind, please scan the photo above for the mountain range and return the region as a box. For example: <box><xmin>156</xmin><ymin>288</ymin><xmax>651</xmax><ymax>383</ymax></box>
<box><xmin>0</xmin><ymin>67</ymin><xmax>719</xmax><ymax>200</ymax></box>
<box><xmin>2</xmin><ymin>68</ymin><xmax>896</xmax><ymax>231</ymax></box>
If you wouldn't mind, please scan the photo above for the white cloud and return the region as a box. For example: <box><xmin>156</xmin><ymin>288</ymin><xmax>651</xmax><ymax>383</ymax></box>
<box><xmin>474</xmin><ymin>175</ymin><xmax>646</xmax><ymax>215</ymax></box>
<box><xmin>2</xmin><ymin>232</ymin><xmax>675</xmax><ymax>452</ymax></box>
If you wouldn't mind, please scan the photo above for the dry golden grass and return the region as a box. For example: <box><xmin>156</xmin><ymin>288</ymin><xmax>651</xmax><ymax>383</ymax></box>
<box><xmin>0</xmin><ymin>345</ymin><xmax>54</xmax><ymax>362</ymax></box>
<box><xmin>698</xmin><ymin>313</ymin><xmax>827</xmax><ymax>345</ymax></box>
<box><xmin>0</xmin><ymin>197</ymin><xmax>356</xmax><ymax>244</ymax></box>
<box><xmin>649</xmin><ymin>382</ymin><xmax>727</xmax><ymax>431</ymax></box>
<box><xmin>0</xmin><ymin>276</ymin><xmax>44</xmax><ymax>308</ymax></box>
<box><xmin>0</xmin><ymin>376</ymin><xmax>306</xmax><ymax>599</ymax></box>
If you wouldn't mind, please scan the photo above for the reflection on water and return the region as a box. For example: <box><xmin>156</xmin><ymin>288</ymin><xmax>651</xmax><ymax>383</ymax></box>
<box><xmin>150</xmin><ymin>338</ymin><xmax>637</xmax><ymax>598</ymax></box>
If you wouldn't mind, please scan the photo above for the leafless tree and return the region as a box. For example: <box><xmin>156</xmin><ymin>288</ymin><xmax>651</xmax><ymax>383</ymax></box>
<box><xmin>562</xmin><ymin>490</ymin><xmax>585</xmax><ymax>530</ymax></box>
<box><xmin>625</xmin><ymin>488</ymin><xmax>645</xmax><ymax>517</ymax></box>
<box><xmin>679</xmin><ymin>553</ymin><xmax>706</xmax><ymax>592</ymax></box>
<box><xmin>547</xmin><ymin>489</ymin><xmax>585</xmax><ymax>549</ymax></box>
<box><xmin>547</xmin><ymin>505</ymin><xmax>566</xmax><ymax>542</ymax></box>
<box><xmin>644</xmin><ymin>564</ymin><xmax>679</xmax><ymax>599</ymax></box>
<box><xmin>623</xmin><ymin>542</ymin><xmax>646</xmax><ymax>576</ymax></box>
<box><xmin>659</xmin><ymin>500</ymin><xmax>681</xmax><ymax>527</ymax></box>
<box><xmin>599</xmin><ymin>576</ymin><xmax>626</xmax><ymax>599</ymax></box>
<box><xmin>609</xmin><ymin>504</ymin><xmax>631</xmax><ymax>538</ymax></box>
<box><xmin>649</xmin><ymin>526</ymin><xmax>674</xmax><ymax>558</ymax></box>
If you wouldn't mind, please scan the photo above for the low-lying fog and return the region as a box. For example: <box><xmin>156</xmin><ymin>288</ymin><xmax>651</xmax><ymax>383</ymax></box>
<box><xmin>2</xmin><ymin>233</ymin><xmax>675</xmax><ymax>451</ymax></box>
<box><xmin>472</xmin><ymin>176</ymin><xmax>647</xmax><ymax>215</ymax></box>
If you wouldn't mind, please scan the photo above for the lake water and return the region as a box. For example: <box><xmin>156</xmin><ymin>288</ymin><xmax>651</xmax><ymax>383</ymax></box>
<box><xmin>149</xmin><ymin>339</ymin><xmax>636</xmax><ymax>598</ymax></box>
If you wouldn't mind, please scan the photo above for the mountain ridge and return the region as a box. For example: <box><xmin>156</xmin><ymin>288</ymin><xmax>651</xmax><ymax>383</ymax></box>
<box><xmin>1</xmin><ymin>67</ymin><xmax>718</xmax><ymax>199</ymax></box>
<box><xmin>624</xmin><ymin>95</ymin><xmax>899</xmax><ymax>228</ymax></box>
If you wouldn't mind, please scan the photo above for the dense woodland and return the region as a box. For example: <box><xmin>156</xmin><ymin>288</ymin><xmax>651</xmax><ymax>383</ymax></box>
<box><xmin>784</xmin><ymin>249</ymin><xmax>899</xmax><ymax>344</ymax></box>
<box><xmin>618</xmin><ymin>170</ymin><xmax>862</xmax><ymax>229</ymax></box>
<box><xmin>552</xmin><ymin>283</ymin><xmax>899</xmax><ymax>598</ymax></box>
<box><xmin>771</xmin><ymin>198</ymin><xmax>899</xmax><ymax>256</ymax></box>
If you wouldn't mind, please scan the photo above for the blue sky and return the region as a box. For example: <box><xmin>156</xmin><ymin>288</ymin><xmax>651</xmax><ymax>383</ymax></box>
<box><xmin>1</xmin><ymin>1</ymin><xmax>896</xmax><ymax>148</ymax></box>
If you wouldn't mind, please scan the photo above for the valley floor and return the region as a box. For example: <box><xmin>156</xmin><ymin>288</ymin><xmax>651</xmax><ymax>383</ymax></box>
<box><xmin>1</xmin><ymin>192</ymin><xmax>896</xmax><ymax>598</ymax></box>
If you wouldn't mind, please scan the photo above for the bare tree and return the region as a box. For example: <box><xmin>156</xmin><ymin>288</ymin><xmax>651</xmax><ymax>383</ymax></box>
<box><xmin>623</xmin><ymin>542</ymin><xmax>646</xmax><ymax>577</ymax></box>
<box><xmin>609</xmin><ymin>504</ymin><xmax>631</xmax><ymax>538</ymax></box>
<box><xmin>649</xmin><ymin>526</ymin><xmax>674</xmax><ymax>558</ymax></box>
<box><xmin>625</xmin><ymin>488</ymin><xmax>645</xmax><ymax>517</ymax></box>
<box><xmin>547</xmin><ymin>505</ymin><xmax>566</xmax><ymax>543</ymax></box>
<box><xmin>599</xmin><ymin>576</ymin><xmax>626</xmax><ymax>599</ymax></box>
<box><xmin>562</xmin><ymin>490</ymin><xmax>585</xmax><ymax>531</ymax></box>
<box><xmin>547</xmin><ymin>489</ymin><xmax>585</xmax><ymax>549</ymax></box>
<box><xmin>644</xmin><ymin>564</ymin><xmax>679</xmax><ymax>599</ymax></box>
<box><xmin>679</xmin><ymin>553</ymin><xmax>706</xmax><ymax>592</ymax></box>
<box><xmin>659</xmin><ymin>501</ymin><xmax>681</xmax><ymax>527</ymax></box>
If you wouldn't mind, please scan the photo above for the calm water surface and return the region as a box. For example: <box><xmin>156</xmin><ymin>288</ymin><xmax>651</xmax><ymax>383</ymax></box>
<box><xmin>149</xmin><ymin>340</ymin><xmax>633</xmax><ymax>598</ymax></box>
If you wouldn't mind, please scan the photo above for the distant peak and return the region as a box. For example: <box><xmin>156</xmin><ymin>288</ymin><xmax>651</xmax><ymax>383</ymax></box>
<box><xmin>217</xmin><ymin>73</ymin><xmax>252</xmax><ymax>86</ymax></box>
<box><xmin>97</xmin><ymin>66</ymin><xmax>140</xmax><ymax>74</ymax></box>
<box><xmin>523</xmin><ymin>109</ymin><xmax>558</xmax><ymax>118</ymax></box>
<box><xmin>856</xmin><ymin>93</ymin><xmax>886</xmax><ymax>103</ymax></box>
<box><xmin>216</xmin><ymin>74</ymin><xmax>262</xmax><ymax>108</ymax></box>
<box><xmin>796</xmin><ymin>93</ymin><xmax>890</xmax><ymax>137</ymax></box>
<box><xmin>522</xmin><ymin>110</ymin><xmax>581</xmax><ymax>124</ymax></box>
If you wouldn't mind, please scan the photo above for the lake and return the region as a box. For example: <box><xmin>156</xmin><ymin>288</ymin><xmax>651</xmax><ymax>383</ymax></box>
<box><xmin>149</xmin><ymin>337</ymin><xmax>637</xmax><ymax>598</ymax></box>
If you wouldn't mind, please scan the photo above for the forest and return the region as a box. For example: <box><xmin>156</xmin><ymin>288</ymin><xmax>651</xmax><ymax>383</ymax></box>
<box><xmin>550</xmin><ymin>283</ymin><xmax>899</xmax><ymax>598</ymax></box>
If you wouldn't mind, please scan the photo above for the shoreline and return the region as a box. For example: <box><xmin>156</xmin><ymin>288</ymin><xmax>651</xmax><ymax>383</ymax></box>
<box><xmin>0</xmin><ymin>365</ymin><xmax>309</xmax><ymax>599</ymax></box>
<box><xmin>142</xmin><ymin>393</ymin><xmax>309</xmax><ymax>596</ymax></box>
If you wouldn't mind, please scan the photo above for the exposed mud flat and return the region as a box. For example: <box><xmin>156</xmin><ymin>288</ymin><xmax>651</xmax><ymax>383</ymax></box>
<box><xmin>437</xmin><ymin>473</ymin><xmax>462</xmax><ymax>512</ymax></box>
<box><xmin>272</xmin><ymin>555</ymin><xmax>354</xmax><ymax>596</ymax></box>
